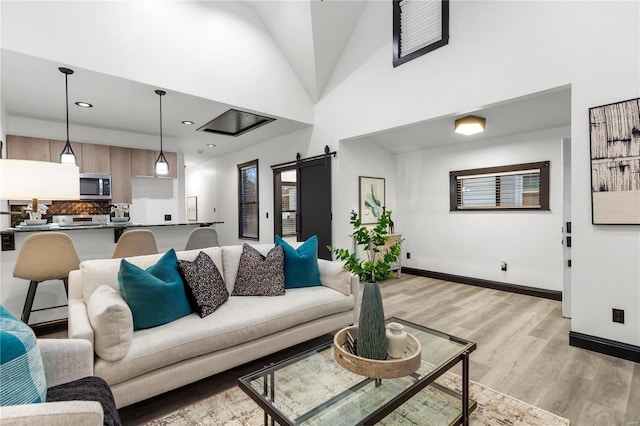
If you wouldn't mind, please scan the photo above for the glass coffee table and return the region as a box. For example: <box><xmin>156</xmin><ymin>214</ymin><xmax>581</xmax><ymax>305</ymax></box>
<box><xmin>238</xmin><ymin>318</ymin><xmax>476</xmax><ymax>426</ymax></box>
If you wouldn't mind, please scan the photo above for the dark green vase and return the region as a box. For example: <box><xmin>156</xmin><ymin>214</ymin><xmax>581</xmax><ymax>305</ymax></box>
<box><xmin>357</xmin><ymin>281</ymin><xmax>387</xmax><ymax>360</ymax></box>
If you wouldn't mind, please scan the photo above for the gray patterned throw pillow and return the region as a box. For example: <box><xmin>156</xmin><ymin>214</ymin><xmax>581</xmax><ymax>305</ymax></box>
<box><xmin>178</xmin><ymin>251</ymin><xmax>229</xmax><ymax>317</ymax></box>
<box><xmin>232</xmin><ymin>244</ymin><xmax>285</xmax><ymax>296</ymax></box>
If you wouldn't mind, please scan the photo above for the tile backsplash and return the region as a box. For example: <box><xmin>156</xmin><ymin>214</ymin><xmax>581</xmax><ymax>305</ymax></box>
<box><xmin>48</xmin><ymin>200</ymin><xmax>112</xmax><ymax>215</ymax></box>
<box><xmin>10</xmin><ymin>200</ymin><xmax>113</xmax><ymax>226</ymax></box>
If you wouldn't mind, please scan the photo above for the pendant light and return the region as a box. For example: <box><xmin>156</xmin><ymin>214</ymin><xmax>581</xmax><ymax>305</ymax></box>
<box><xmin>58</xmin><ymin>67</ymin><xmax>77</xmax><ymax>165</ymax></box>
<box><xmin>154</xmin><ymin>89</ymin><xmax>169</xmax><ymax>175</ymax></box>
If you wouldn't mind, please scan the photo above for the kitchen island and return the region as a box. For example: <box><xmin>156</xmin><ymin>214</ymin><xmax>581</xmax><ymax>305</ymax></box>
<box><xmin>0</xmin><ymin>221</ymin><xmax>223</xmax><ymax>327</ymax></box>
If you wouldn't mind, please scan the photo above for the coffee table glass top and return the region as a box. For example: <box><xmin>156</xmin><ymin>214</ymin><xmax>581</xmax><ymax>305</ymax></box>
<box><xmin>239</xmin><ymin>318</ymin><xmax>476</xmax><ymax>425</ymax></box>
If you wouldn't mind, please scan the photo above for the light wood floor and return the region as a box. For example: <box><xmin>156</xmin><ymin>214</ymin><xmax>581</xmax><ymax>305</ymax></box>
<box><xmin>50</xmin><ymin>275</ymin><xmax>640</xmax><ymax>425</ymax></box>
<box><xmin>378</xmin><ymin>274</ymin><xmax>640</xmax><ymax>426</ymax></box>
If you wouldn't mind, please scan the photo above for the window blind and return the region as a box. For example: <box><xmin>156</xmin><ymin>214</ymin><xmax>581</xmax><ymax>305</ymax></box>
<box><xmin>399</xmin><ymin>0</ymin><xmax>442</xmax><ymax>57</ymax></box>
<box><xmin>238</xmin><ymin>160</ymin><xmax>258</xmax><ymax>239</ymax></box>
<box><xmin>456</xmin><ymin>170</ymin><xmax>541</xmax><ymax>209</ymax></box>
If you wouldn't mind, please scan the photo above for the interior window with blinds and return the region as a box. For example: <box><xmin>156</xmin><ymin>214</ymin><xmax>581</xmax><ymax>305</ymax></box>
<box><xmin>238</xmin><ymin>159</ymin><xmax>259</xmax><ymax>239</ymax></box>
<box><xmin>393</xmin><ymin>0</ymin><xmax>449</xmax><ymax>67</ymax></box>
<box><xmin>450</xmin><ymin>161</ymin><xmax>550</xmax><ymax>211</ymax></box>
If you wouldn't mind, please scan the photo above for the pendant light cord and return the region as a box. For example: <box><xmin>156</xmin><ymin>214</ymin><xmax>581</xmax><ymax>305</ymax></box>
<box><xmin>159</xmin><ymin>92</ymin><xmax>163</xmax><ymax>153</ymax></box>
<box><xmin>65</xmin><ymin>72</ymin><xmax>70</xmax><ymax>143</ymax></box>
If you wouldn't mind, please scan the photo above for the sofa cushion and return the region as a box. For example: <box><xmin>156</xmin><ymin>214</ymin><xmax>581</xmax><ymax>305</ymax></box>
<box><xmin>231</xmin><ymin>244</ymin><xmax>285</xmax><ymax>296</ymax></box>
<box><xmin>80</xmin><ymin>247</ymin><xmax>223</xmax><ymax>303</ymax></box>
<box><xmin>276</xmin><ymin>235</ymin><xmax>321</xmax><ymax>289</ymax></box>
<box><xmin>178</xmin><ymin>251</ymin><xmax>229</xmax><ymax>317</ymax></box>
<box><xmin>318</xmin><ymin>259</ymin><xmax>352</xmax><ymax>296</ymax></box>
<box><xmin>94</xmin><ymin>286</ymin><xmax>354</xmax><ymax>386</ymax></box>
<box><xmin>221</xmin><ymin>244</ymin><xmax>274</xmax><ymax>294</ymax></box>
<box><xmin>0</xmin><ymin>305</ymin><xmax>47</xmax><ymax>405</ymax></box>
<box><xmin>118</xmin><ymin>249</ymin><xmax>192</xmax><ymax>330</ymax></box>
<box><xmin>87</xmin><ymin>285</ymin><xmax>133</xmax><ymax>362</ymax></box>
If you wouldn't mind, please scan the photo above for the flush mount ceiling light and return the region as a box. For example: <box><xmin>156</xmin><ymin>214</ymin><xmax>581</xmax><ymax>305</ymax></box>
<box><xmin>154</xmin><ymin>89</ymin><xmax>169</xmax><ymax>176</ymax></box>
<box><xmin>206</xmin><ymin>144</ymin><xmax>216</xmax><ymax>148</ymax></box>
<box><xmin>75</xmin><ymin>101</ymin><xmax>93</xmax><ymax>108</ymax></box>
<box><xmin>181</xmin><ymin>120</ymin><xmax>194</xmax><ymax>125</ymax></box>
<box><xmin>58</xmin><ymin>67</ymin><xmax>77</xmax><ymax>165</ymax></box>
<box><xmin>454</xmin><ymin>115</ymin><xmax>486</xmax><ymax>135</ymax></box>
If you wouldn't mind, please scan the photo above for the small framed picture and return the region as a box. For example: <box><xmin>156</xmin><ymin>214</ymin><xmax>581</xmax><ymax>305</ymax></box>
<box><xmin>359</xmin><ymin>176</ymin><xmax>385</xmax><ymax>224</ymax></box>
<box><xmin>187</xmin><ymin>196</ymin><xmax>197</xmax><ymax>221</ymax></box>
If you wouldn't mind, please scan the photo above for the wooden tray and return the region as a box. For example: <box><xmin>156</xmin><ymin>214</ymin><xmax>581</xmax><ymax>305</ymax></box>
<box><xmin>333</xmin><ymin>326</ymin><xmax>422</xmax><ymax>379</ymax></box>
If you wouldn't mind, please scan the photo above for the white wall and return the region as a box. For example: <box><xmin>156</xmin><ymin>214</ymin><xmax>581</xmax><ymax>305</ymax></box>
<box><xmin>0</xmin><ymin>93</ymin><xmax>8</xmax><ymax>230</ymax></box>
<box><xmin>190</xmin><ymin>127</ymin><xmax>312</xmax><ymax>246</ymax></box>
<box><xmin>130</xmin><ymin>177</ymin><xmax>181</xmax><ymax>225</ymax></box>
<box><xmin>333</xmin><ymin>137</ymin><xmax>397</xmax><ymax>251</ymax></box>
<box><xmin>397</xmin><ymin>127</ymin><xmax>567</xmax><ymax>291</ymax></box>
<box><xmin>1</xmin><ymin>1</ymin><xmax>313</xmax><ymax>124</ymax></box>
<box><xmin>305</xmin><ymin>0</ymin><xmax>640</xmax><ymax>346</ymax></box>
<box><xmin>185</xmin><ymin>158</ymin><xmax>219</xmax><ymax>224</ymax></box>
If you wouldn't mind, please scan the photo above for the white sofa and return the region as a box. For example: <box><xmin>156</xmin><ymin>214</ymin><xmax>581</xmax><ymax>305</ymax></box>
<box><xmin>68</xmin><ymin>244</ymin><xmax>359</xmax><ymax>408</ymax></box>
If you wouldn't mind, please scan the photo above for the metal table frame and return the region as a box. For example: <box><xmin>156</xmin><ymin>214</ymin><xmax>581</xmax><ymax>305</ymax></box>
<box><xmin>239</xmin><ymin>318</ymin><xmax>476</xmax><ymax>426</ymax></box>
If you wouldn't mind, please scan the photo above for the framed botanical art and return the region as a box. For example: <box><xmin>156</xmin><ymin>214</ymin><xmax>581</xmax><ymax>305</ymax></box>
<box><xmin>359</xmin><ymin>176</ymin><xmax>385</xmax><ymax>224</ymax></box>
<box><xmin>589</xmin><ymin>97</ymin><xmax>640</xmax><ymax>224</ymax></box>
<box><xmin>187</xmin><ymin>196</ymin><xmax>198</xmax><ymax>221</ymax></box>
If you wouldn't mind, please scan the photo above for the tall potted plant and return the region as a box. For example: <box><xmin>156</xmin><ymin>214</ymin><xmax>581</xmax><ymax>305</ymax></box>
<box><xmin>329</xmin><ymin>210</ymin><xmax>401</xmax><ymax>360</ymax></box>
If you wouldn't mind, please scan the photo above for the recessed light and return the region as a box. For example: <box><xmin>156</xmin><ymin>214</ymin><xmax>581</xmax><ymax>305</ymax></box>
<box><xmin>182</xmin><ymin>120</ymin><xmax>195</xmax><ymax>125</ymax></box>
<box><xmin>206</xmin><ymin>144</ymin><xmax>216</xmax><ymax>148</ymax></box>
<box><xmin>75</xmin><ymin>101</ymin><xmax>93</xmax><ymax>108</ymax></box>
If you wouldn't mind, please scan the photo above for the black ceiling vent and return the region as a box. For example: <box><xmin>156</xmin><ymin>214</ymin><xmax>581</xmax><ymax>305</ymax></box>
<box><xmin>197</xmin><ymin>109</ymin><xmax>275</xmax><ymax>137</ymax></box>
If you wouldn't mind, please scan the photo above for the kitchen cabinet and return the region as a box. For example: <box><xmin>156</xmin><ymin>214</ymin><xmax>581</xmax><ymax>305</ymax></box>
<box><xmin>110</xmin><ymin>146</ymin><xmax>132</xmax><ymax>203</ymax></box>
<box><xmin>82</xmin><ymin>143</ymin><xmax>111</xmax><ymax>174</ymax></box>
<box><xmin>49</xmin><ymin>139</ymin><xmax>83</xmax><ymax>172</ymax></box>
<box><xmin>131</xmin><ymin>148</ymin><xmax>177</xmax><ymax>178</ymax></box>
<box><xmin>156</xmin><ymin>151</ymin><xmax>178</xmax><ymax>178</ymax></box>
<box><xmin>7</xmin><ymin>135</ymin><xmax>51</xmax><ymax>161</ymax></box>
<box><xmin>130</xmin><ymin>148</ymin><xmax>156</xmax><ymax>177</ymax></box>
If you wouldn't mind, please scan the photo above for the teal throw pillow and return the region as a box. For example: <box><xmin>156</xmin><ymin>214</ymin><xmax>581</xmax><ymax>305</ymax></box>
<box><xmin>275</xmin><ymin>235</ymin><xmax>321</xmax><ymax>289</ymax></box>
<box><xmin>118</xmin><ymin>249</ymin><xmax>192</xmax><ymax>330</ymax></box>
<box><xmin>0</xmin><ymin>305</ymin><xmax>47</xmax><ymax>406</ymax></box>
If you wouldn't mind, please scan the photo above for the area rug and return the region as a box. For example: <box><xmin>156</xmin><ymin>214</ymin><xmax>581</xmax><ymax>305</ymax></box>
<box><xmin>144</xmin><ymin>371</ymin><xmax>570</xmax><ymax>426</ymax></box>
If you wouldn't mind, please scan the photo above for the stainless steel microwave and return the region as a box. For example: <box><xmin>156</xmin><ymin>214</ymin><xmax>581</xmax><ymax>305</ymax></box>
<box><xmin>79</xmin><ymin>173</ymin><xmax>112</xmax><ymax>200</ymax></box>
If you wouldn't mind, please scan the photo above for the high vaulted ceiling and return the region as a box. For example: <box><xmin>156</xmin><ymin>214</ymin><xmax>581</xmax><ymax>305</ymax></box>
<box><xmin>1</xmin><ymin>1</ymin><xmax>368</xmax><ymax>166</ymax></box>
<box><xmin>1</xmin><ymin>1</ymin><xmax>571</xmax><ymax>166</ymax></box>
<box><xmin>248</xmin><ymin>0</ymin><xmax>367</xmax><ymax>102</ymax></box>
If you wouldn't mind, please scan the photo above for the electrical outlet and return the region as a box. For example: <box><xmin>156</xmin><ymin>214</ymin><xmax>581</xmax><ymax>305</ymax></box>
<box><xmin>406</xmin><ymin>252</ymin><xmax>411</xmax><ymax>259</ymax></box>
<box><xmin>164</xmin><ymin>214</ymin><xmax>171</xmax><ymax>221</ymax></box>
<box><xmin>501</xmin><ymin>261</ymin><xmax>507</xmax><ymax>271</ymax></box>
<box><xmin>613</xmin><ymin>308</ymin><xmax>625</xmax><ymax>324</ymax></box>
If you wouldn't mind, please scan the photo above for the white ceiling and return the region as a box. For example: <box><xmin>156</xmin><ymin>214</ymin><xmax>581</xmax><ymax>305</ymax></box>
<box><xmin>361</xmin><ymin>87</ymin><xmax>572</xmax><ymax>153</ymax></box>
<box><xmin>2</xmin><ymin>1</ymin><xmax>571</xmax><ymax>167</ymax></box>
<box><xmin>1</xmin><ymin>49</ymin><xmax>311</xmax><ymax>166</ymax></box>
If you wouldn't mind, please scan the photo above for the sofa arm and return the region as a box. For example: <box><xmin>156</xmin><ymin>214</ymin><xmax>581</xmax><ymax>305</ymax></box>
<box><xmin>0</xmin><ymin>401</ymin><xmax>103</xmax><ymax>426</ymax></box>
<box><xmin>68</xmin><ymin>298</ymin><xmax>95</xmax><ymax>350</ymax></box>
<box><xmin>38</xmin><ymin>339</ymin><xmax>93</xmax><ymax>388</ymax></box>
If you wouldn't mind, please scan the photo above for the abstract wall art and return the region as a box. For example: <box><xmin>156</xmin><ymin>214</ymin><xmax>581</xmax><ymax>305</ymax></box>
<box><xmin>589</xmin><ymin>97</ymin><xmax>640</xmax><ymax>224</ymax></box>
<box><xmin>359</xmin><ymin>176</ymin><xmax>385</xmax><ymax>224</ymax></box>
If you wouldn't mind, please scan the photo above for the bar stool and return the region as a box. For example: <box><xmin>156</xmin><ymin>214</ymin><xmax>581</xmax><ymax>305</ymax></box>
<box><xmin>185</xmin><ymin>227</ymin><xmax>219</xmax><ymax>250</ymax></box>
<box><xmin>112</xmin><ymin>229</ymin><xmax>159</xmax><ymax>259</ymax></box>
<box><xmin>13</xmin><ymin>232</ymin><xmax>80</xmax><ymax>325</ymax></box>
